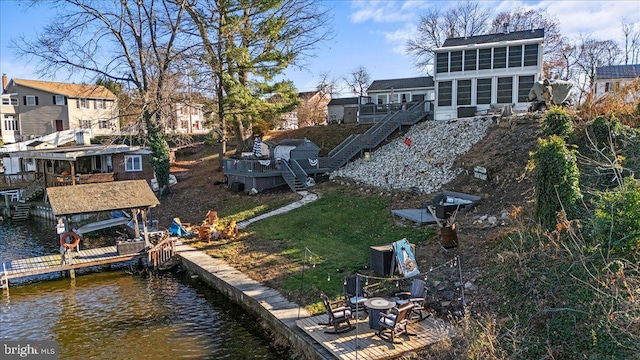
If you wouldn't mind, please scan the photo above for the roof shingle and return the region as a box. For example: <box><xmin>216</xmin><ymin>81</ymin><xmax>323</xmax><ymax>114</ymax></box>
<box><xmin>12</xmin><ymin>79</ymin><xmax>117</xmax><ymax>99</ymax></box>
<box><xmin>441</xmin><ymin>29</ymin><xmax>544</xmax><ymax>48</ymax></box>
<box><xmin>596</xmin><ymin>65</ymin><xmax>640</xmax><ymax>80</ymax></box>
<box><xmin>367</xmin><ymin>77</ymin><xmax>434</xmax><ymax>92</ymax></box>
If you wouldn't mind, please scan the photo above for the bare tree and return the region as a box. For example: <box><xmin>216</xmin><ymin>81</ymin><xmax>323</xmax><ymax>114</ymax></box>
<box><xmin>491</xmin><ymin>7</ymin><xmax>569</xmax><ymax>79</ymax></box>
<box><xmin>343</xmin><ymin>66</ymin><xmax>371</xmax><ymax>96</ymax></box>
<box><xmin>622</xmin><ymin>19</ymin><xmax>640</xmax><ymax>64</ymax></box>
<box><xmin>571</xmin><ymin>35</ymin><xmax>621</xmax><ymax>103</ymax></box>
<box><xmin>406</xmin><ymin>1</ymin><xmax>490</xmax><ymax>74</ymax></box>
<box><xmin>13</xmin><ymin>0</ymin><xmax>188</xmax><ymax>194</ymax></box>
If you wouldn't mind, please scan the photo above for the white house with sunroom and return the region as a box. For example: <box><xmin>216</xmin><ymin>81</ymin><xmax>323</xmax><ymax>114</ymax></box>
<box><xmin>433</xmin><ymin>28</ymin><xmax>545</xmax><ymax>120</ymax></box>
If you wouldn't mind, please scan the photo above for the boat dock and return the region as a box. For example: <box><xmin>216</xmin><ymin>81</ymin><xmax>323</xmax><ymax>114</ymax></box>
<box><xmin>1</xmin><ymin>246</ymin><xmax>146</xmax><ymax>289</ymax></box>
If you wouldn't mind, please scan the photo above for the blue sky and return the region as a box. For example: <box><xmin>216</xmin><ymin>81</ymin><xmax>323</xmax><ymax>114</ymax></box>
<box><xmin>2</xmin><ymin>1</ymin><xmax>639</xmax><ymax>97</ymax></box>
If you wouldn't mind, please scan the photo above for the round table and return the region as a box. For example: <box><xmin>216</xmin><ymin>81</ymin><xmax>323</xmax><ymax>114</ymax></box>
<box><xmin>364</xmin><ymin>297</ymin><xmax>396</xmax><ymax>330</ymax></box>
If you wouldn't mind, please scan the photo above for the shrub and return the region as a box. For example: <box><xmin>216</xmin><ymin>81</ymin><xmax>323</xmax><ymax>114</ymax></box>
<box><xmin>587</xmin><ymin>115</ymin><xmax>622</xmax><ymax>150</ymax></box>
<box><xmin>528</xmin><ymin>135</ymin><xmax>582</xmax><ymax>230</ymax></box>
<box><xmin>590</xmin><ymin>176</ymin><xmax>640</xmax><ymax>254</ymax></box>
<box><xmin>541</xmin><ymin>106</ymin><xmax>573</xmax><ymax>140</ymax></box>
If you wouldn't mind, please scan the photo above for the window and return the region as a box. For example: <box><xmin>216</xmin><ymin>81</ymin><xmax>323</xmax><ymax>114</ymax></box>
<box><xmin>457</xmin><ymin>80</ymin><xmax>472</xmax><ymax>106</ymax></box>
<box><xmin>478</xmin><ymin>48</ymin><xmax>492</xmax><ymax>70</ymax></box>
<box><xmin>450</xmin><ymin>51</ymin><xmax>462</xmax><ymax>72</ymax></box>
<box><xmin>180</xmin><ymin>120</ymin><xmax>189</xmax><ymax>129</ymax></box>
<box><xmin>98</xmin><ymin>119</ymin><xmax>110</xmax><ymax>129</ymax></box>
<box><xmin>81</xmin><ymin>120</ymin><xmax>91</xmax><ymax>129</ymax></box>
<box><xmin>524</xmin><ymin>44</ymin><xmax>539</xmax><ymax>66</ymax></box>
<box><xmin>11</xmin><ymin>98</ymin><xmax>17</xmax><ymax>105</ymax></box>
<box><xmin>95</xmin><ymin>99</ymin><xmax>105</xmax><ymax>109</ymax></box>
<box><xmin>2</xmin><ymin>98</ymin><xmax>9</xmax><ymax>105</ymax></box>
<box><xmin>438</xmin><ymin>81</ymin><xmax>453</xmax><ymax>107</ymax></box>
<box><xmin>4</xmin><ymin>115</ymin><xmax>18</xmax><ymax>131</ymax></box>
<box><xmin>508</xmin><ymin>45</ymin><xmax>522</xmax><ymax>68</ymax></box>
<box><xmin>518</xmin><ymin>75</ymin><xmax>535</xmax><ymax>102</ymax></box>
<box><xmin>605</xmin><ymin>82</ymin><xmax>610</xmax><ymax>92</ymax></box>
<box><xmin>436</xmin><ymin>52</ymin><xmax>449</xmax><ymax>73</ymax></box>
<box><xmin>191</xmin><ymin>107</ymin><xmax>200</xmax><ymax>115</ymax></box>
<box><xmin>497</xmin><ymin>77</ymin><xmax>513</xmax><ymax>103</ymax></box>
<box><xmin>464</xmin><ymin>50</ymin><xmax>477</xmax><ymax>71</ymax></box>
<box><xmin>476</xmin><ymin>78</ymin><xmax>492</xmax><ymax>104</ymax></box>
<box><xmin>77</xmin><ymin>98</ymin><xmax>88</xmax><ymax>109</ymax></box>
<box><xmin>54</xmin><ymin>95</ymin><xmax>66</xmax><ymax>105</ymax></box>
<box><xmin>124</xmin><ymin>155</ymin><xmax>142</xmax><ymax>172</ymax></box>
<box><xmin>25</xmin><ymin>95</ymin><xmax>37</xmax><ymax>106</ymax></box>
<box><xmin>493</xmin><ymin>47</ymin><xmax>506</xmax><ymax>69</ymax></box>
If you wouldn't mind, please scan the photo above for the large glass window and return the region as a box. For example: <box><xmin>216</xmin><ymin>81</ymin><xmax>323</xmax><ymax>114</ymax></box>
<box><xmin>508</xmin><ymin>45</ymin><xmax>522</xmax><ymax>68</ymax></box>
<box><xmin>464</xmin><ymin>50</ymin><xmax>477</xmax><ymax>71</ymax></box>
<box><xmin>457</xmin><ymin>80</ymin><xmax>472</xmax><ymax>106</ymax></box>
<box><xmin>436</xmin><ymin>52</ymin><xmax>449</xmax><ymax>73</ymax></box>
<box><xmin>476</xmin><ymin>78</ymin><xmax>492</xmax><ymax>104</ymax></box>
<box><xmin>450</xmin><ymin>51</ymin><xmax>462</xmax><ymax>72</ymax></box>
<box><xmin>524</xmin><ymin>44</ymin><xmax>539</xmax><ymax>66</ymax></box>
<box><xmin>493</xmin><ymin>47</ymin><xmax>507</xmax><ymax>69</ymax></box>
<box><xmin>478</xmin><ymin>48</ymin><xmax>492</xmax><ymax>70</ymax></box>
<box><xmin>438</xmin><ymin>81</ymin><xmax>453</xmax><ymax>107</ymax></box>
<box><xmin>518</xmin><ymin>75</ymin><xmax>535</xmax><ymax>102</ymax></box>
<box><xmin>497</xmin><ymin>77</ymin><xmax>513</xmax><ymax>103</ymax></box>
<box><xmin>124</xmin><ymin>155</ymin><xmax>142</xmax><ymax>172</ymax></box>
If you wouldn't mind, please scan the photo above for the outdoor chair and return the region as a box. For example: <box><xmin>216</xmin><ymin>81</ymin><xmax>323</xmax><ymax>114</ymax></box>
<box><xmin>343</xmin><ymin>274</ymin><xmax>370</xmax><ymax>315</ymax></box>
<box><xmin>319</xmin><ymin>293</ymin><xmax>353</xmax><ymax>334</ymax></box>
<box><xmin>395</xmin><ymin>279</ymin><xmax>430</xmax><ymax>321</ymax></box>
<box><xmin>376</xmin><ymin>303</ymin><xmax>416</xmax><ymax>343</ymax></box>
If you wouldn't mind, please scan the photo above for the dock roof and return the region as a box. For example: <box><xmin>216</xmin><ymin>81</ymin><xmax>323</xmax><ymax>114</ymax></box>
<box><xmin>47</xmin><ymin>180</ymin><xmax>159</xmax><ymax>216</ymax></box>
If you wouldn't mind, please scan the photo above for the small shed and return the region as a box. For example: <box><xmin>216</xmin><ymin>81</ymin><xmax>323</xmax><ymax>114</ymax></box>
<box><xmin>272</xmin><ymin>139</ymin><xmax>320</xmax><ymax>161</ymax></box>
<box><xmin>46</xmin><ymin>180</ymin><xmax>160</xmax><ymax>246</ymax></box>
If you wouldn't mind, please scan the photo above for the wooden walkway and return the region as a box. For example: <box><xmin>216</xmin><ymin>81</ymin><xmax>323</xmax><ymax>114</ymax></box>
<box><xmin>296</xmin><ymin>314</ymin><xmax>456</xmax><ymax>360</ymax></box>
<box><xmin>2</xmin><ymin>246</ymin><xmax>145</xmax><ymax>282</ymax></box>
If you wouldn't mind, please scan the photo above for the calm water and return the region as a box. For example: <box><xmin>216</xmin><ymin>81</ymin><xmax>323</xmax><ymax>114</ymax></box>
<box><xmin>0</xmin><ymin>220</ymin><xmax>288</xmax><ymax>359</ymax></box>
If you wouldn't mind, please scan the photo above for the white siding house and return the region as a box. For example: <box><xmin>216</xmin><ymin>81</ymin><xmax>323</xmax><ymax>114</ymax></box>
<box><xmin>433</xmin><ymin>28</ymin><xmax>545</xmax><ymax>120</ymax></box>
<box><xmin>594</xmin><ymin>64</ymin><xmax>640</xmax><ymax>101</ymax></box>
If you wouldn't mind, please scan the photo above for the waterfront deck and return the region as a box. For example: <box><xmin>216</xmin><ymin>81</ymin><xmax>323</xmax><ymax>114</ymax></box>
<box><xmin>2</xmin><ymin>246</ymin><xmax>145</xmax><ymax>282</ymax></box>
<box><xmin>296</xmin><ymin>314</ymin><xmax>456</xmax><ymax>360</ymax></box>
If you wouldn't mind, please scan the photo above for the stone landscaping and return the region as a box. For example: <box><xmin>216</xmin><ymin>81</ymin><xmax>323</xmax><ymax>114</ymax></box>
<box><xmin>330</xmin><ymin>117</ymin><xmax>494</xmax><ymax>193</ymax></box>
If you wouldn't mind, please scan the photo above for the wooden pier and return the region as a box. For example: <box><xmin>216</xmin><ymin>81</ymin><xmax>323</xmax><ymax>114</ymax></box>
<box><xmin>296</xmin><ymin>314</ymin><xmax>457</xmax><ymax>360</ymax></box>
<box><xmin>1</xmin><ymin>246</ymin><xmax>146</xmax><ymax>289</ymax></box>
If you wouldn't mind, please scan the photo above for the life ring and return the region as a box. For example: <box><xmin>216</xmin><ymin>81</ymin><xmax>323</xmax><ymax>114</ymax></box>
<box><xmin>60</xmin><ymin>231</ymin><xmax>80</xmax><ymax>249</ymax></box>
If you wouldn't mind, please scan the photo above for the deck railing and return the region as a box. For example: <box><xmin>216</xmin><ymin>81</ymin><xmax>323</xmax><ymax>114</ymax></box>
<box><xmin>147</xmin><ymin>237</ymin><xmax>177</xmax><ymax>270</ymax></box>
<box><xmin>0</xmin><ymin>172</ymin><xmax>39</xmax><ymax>190</ymax></box>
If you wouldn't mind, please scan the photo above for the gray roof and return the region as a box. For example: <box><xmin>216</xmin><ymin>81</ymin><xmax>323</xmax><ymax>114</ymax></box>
<box><xmin>596</xmin><ymin>64</ymin><xmax>640</xmax><ymax>80</ymax></box>
<box><xmin>328</xmin><ymin>97</ymin><xmax>359</xmax><ymax>106</ymax></box>
<box><xmin>277</xmin><ymin>139</ymin><xmax>320</xmax><ymax>149</ymax></box>
<box><xmin>47</xmin><ymin>180</ymin><xmax>159</xmax><ymax>216</ymax></box>
<box><xmin>441</xmin><ymin>29</ymin><xmax>545</xmax><ymax>48</ymax></box>
<box><xmin>367</xmin><ymin>77</ymin><xmax>434</xmax><ymax>92</ymax></box>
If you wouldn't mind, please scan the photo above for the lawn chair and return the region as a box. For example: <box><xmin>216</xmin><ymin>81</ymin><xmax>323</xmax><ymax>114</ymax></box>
<box><xmin>344</xmin><ymin>274</ymin><xmax>370</xmax><ymax>315</ymax></box>
<box><xmin>319</xmin><ymin>293</ymin><xmax>353</xmax><ymax>334</ymax></box>
<box><xmin>395</xmin><ymin>279</ymin><xmax>430</xmax><ymax>321</ymax></box>
<box><xmin>376</xmin><ymin>303</ymin><xmax>416</xmax><ymax>343</ymax></box>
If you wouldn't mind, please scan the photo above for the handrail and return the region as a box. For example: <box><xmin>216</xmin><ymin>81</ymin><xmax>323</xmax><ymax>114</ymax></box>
<box><xmin>147</xmin><ymin>237</ymin><xmax>176</xmax><ymax>270</ymax></box>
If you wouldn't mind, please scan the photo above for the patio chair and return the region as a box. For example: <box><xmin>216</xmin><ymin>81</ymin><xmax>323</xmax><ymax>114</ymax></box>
<box><xmin>395</xmin><ymin>279</ymin><xmax>430</xmax><ymax>321</ymax></box>
<box><xmin>376</xmin><ymin>303</ymin><xmax>416</xmax><ymax>343</ymax></box>
<box><xmin>343</xmin><ymin>274</ymin><xmax>370</xmax><ymax>315</ymax></box>
<box><xmin>319</xmin><ymin>293</ymin><xmax>353</xmax><ymax>334</ymax></box>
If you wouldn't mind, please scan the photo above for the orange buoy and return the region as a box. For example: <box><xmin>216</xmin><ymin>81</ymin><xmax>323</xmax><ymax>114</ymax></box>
<box><xmin>60</xmin><ymin>231</ymin><xmax>80</xmax><ymax>249</ymax></box>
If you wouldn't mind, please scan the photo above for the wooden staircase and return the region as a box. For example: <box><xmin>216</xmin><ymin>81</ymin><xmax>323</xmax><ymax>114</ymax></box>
<box><xmin>12</xmin><ymin>203</ymin><xmax>31</xmax><ymax>221</ymax></box>
<box><xmin>21</xmin><ymin>175</ymin><xmax>45</xmax><ymax>202</ymax></box>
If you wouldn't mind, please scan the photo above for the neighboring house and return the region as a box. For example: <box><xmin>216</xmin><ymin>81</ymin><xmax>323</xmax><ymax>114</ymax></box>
<box><xmin>361</xmin><ymin>77</ymin><xmax>435</xmax><ymax>123</ymax></box>
<box><xmin>278</xmin><ymin>91</ymin><xmax>331</xmax><ymax>129</ymax></box>
<box><xmin>169</xmin><ymin>101</ymin><xmax>206</xmax><ymax>134</ymax></box>
<box><xmin>594</xmin><ymin>64</ymin><xmax>640</xmax><ymax>100</ymax></box>
<box><xmin>1</xmin><ymin>75</ymin><xmax>119</xmax><ymax>143</ymax></box>
<box><xmin>0</xmin><ymin>144</ymin><xmax>155</xmax><ymax>201</ymax></box>
<box><xmin>433</xmin><ymin>28</ymin><xmax>545</xmax><ymax>120</ymax></box>
<box><xmin>327</xmin><ymin>97</ymin><xmax>359</xmax><ymax>124</ymax></box>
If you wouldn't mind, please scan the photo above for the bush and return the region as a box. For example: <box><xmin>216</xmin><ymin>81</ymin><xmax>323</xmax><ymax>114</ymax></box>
<box><xmin>541</xmin><ymin>106</ymin><xmax>573</xmax><ymax>140</ymax></box>
<box><xmin>587</xmin><ymin>115</ymin><xmax>622</xmax><ymax>150</ymax></box>
<box><xmin>590</xmin><ymin>176</ymin><xmax>640</xmax><ymax>254</ymax></box>
<box><xmin>528</xmin><ymin>135</ymin><xmax>582</xmax><ymax>229</ymax></box>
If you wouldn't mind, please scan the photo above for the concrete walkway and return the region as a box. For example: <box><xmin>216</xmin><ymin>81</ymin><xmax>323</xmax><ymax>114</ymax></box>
<box><xmin>176</xmin><ymin>190</ymin><xmax>331</xmax><ymax>359</ymax></box>
<box><xmin>237</xmin><ymin>191</ymin><xmax>319</xmax><ymax>229</ymax></box>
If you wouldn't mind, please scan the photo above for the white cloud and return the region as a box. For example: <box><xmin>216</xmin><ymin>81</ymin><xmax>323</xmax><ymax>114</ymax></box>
<box><xmin>349</xmin><ymin>1</ymin><xmax>414</xmax><ymax>24</ymax></box>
